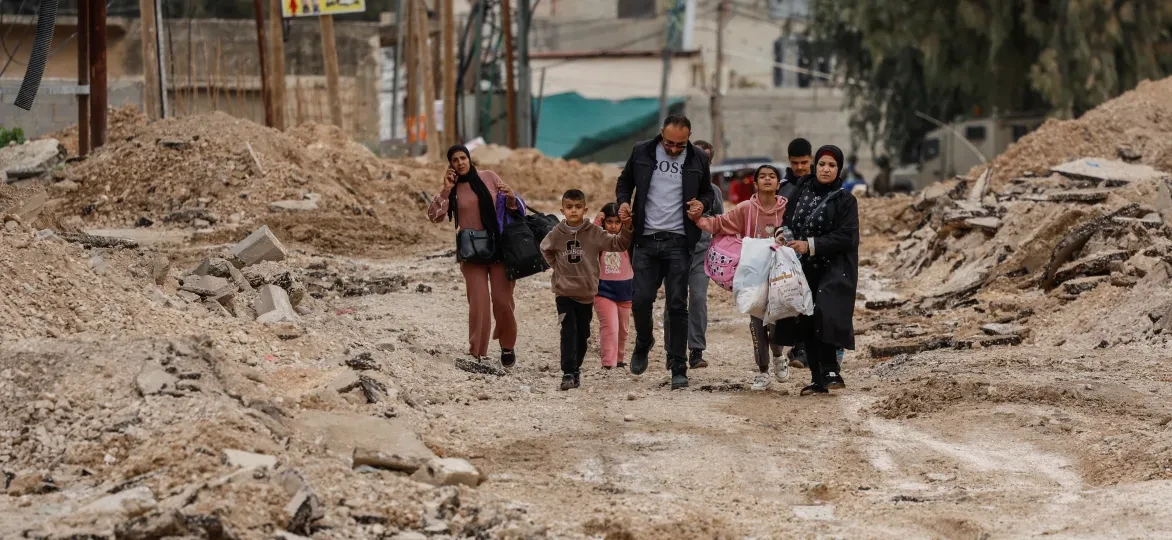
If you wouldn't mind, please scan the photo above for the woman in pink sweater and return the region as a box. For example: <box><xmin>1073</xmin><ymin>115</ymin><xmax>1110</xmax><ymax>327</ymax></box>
<box><xmin>688</xmin><ymin>164</ymin><xmax>789</xmax><ymax>391</ymax></box>
<box><xmin>593</xmin><ymin>203</ymin><xmax>635</xmax><ymax>369</ymax></box>
<box><xmin>427</xmin><ymin>144</ymin><xmax>523</xmax><ymax>367</ymax></box>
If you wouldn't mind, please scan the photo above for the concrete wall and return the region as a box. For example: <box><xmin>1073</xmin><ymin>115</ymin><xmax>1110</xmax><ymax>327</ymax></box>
<box><xmin>529</xmin><ymin>55</ymin><xmax>699</xmax><ymax>99</ymax></box>
<box><xmin>684</xmin><ymin>87</ymin><xmax>875</xmax><ymax>177</ymax></box>
<box><xmin>0</xmin><ymin>79</ymin><xmax>143</xmax><ymax>138</ymax></box>
<box><xmin>523</xmin><ymin>0</ymin><xmax>803</xmax><ymax>90</ymax></box>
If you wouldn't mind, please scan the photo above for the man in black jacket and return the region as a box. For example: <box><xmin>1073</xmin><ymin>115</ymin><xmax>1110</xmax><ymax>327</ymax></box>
<box><xmin>617</xmin><ymin>114</ymin><xmax>716</xmax><ymax>390</ymax></box>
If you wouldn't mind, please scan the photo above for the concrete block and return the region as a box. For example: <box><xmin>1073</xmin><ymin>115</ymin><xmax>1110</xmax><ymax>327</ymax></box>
<box><xmin>231</xmin><ymin>225</ymin><xmax>288</xmax><ymax>266</ymax></box>
<box><xmin>410</xmin><ymin>457</ymin><xmax>482</xmax><ymax>487</ymax></box>
<box><xmin>255</xmin><ymin>284</ymin><xmax>298</xmax><ymax>323</ymax></box>
<box><xmin>222</xmin><ymin>449</ymin><xmax>278</xmax><ymax>469</ymax></box>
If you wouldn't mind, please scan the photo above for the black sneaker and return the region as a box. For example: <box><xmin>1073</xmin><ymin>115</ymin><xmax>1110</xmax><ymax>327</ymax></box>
<box><xmin>689</xmin><ymin>350</ymin><xmax>708</xmax><ymax>369</ymax></box>
<box><xmin>826</xmin><ymin>372</ymin><xmax>846</xmax><ymax>390</ymax></box>
<box><xmin>671</xmin><ymin>373</ymin><xmax>689</xmax><ymax>390</ymax></box>
<box><xmin>559</xmin><ymin>374</ymin><xmax>579</xmax><ymax>391</ymax></box>
<box><xmin>800</xmin><ymin>383</ymin><xmax>829</xmax><ymax>396</ymax></box>
<box><xmin>630</xmin><ymin>348</ymin><xmax>650</xmax><ymax>375</ymax></box>
<box><xmin>616</xmin><ymin>361</ymin><xmax>627</xmax><ymax>369</ymax></box>
<box><xmin>501</xmin><ymin>349</ymin><xmax>516</xmax><ymax>368</ymax></box>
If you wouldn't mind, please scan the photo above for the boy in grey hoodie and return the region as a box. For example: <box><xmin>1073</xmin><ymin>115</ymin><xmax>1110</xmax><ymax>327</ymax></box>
<box><xmin>540</xmin><ymin>189</ymin><xmax>634</xmax><ymax>390</ymax></box>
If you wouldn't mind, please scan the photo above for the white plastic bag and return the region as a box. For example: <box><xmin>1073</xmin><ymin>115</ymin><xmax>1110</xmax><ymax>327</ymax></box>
<box><xmin>764</xmin><ymin>245</ymin><xmax>815</xmax><ymax>323</ymax></box>
<box><xmin>732</xmin><ymin>238</ymin><xmax>774</xmax><ymax>318</ymax></box>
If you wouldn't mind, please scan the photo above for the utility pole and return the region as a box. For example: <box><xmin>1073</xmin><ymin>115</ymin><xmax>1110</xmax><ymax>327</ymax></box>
<box><xmin>89</xmin><ymin>0</ymin><xmax>108</xmax><ymax>148</ymax></box>
<box><xmin>517</xmin><ymin>0</ymin><xmax>531</xmax><ymax>147</ymax></box>
<box><xmin>657</xmin><ymin>0</ymin><xmax>682</xmax><ymax>123</ymax></box>
<box><xmin>320</xmin><ymin>14</ymin><xmax>343</xmax><ymax>128</ymax></box>
<box><xmin>391</xmin><ymin>0</ymin><xmax>405</xmax><ymax>141</ymax></box>
<box><xmin>414</xmin><ymin>0</ymin><xmax>439</xmax><ymax>160</ymax></box>
<box><xmin>441</xmin><ymin>0</ymin><xmax>456</xmax><ymax>148</ymax></box>
<box><xmin>154</xmin><ymin>0</ymin><xmax>169</xmax><ymax>118</ymax></box>
<box><xmin>501</xmin><ymin>0</ymin><xmax>517</xmax><ymax>148</ymax></box>
<box><xmin>269</xmin><ymin>0</ymin><xmax>286</xmax><ymax>129</ymax></box>
<box><xmin>138</xmin><ymin>0</ymin><xmax>159</xmax><ymax>121</ymax></box>
<box><xmin>252</xmin><ymin>0</ymin><xmax>274</xmax><ymax>127</ymax></box>
<box><xmin>77</xmin><ymin>0</ymin><xmax>89</xmax><ymax>155</ymax></box>
<box><xmin>405</xmin><ymin>0</ymin><xmax>418</xmax><ymax>145</ymax></box>
<box><xmin>711</xmin><ymin>0</ymin><xmax>727</xmax><ymax>159</ymax></box>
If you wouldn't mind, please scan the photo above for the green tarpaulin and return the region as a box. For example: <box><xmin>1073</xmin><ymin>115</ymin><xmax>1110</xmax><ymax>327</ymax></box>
<box><xmin>534</xmin><ymin>92</ymin><xmax>684</xmax><ymax>160</ymax></box>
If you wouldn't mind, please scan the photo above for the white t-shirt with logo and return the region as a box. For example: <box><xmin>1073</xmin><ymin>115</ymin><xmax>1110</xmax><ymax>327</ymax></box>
<box><xmin>643</xmin><ymin>144</ymin><xmax>687</xmax><ymax>235</ymax></box>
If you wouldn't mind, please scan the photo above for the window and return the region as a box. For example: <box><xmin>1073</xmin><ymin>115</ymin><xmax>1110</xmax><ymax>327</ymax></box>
<box><xmin>617</xmin><ymin>0</ymin><xmax>656</xmax><ymax>19</ymax></box>
<box><xmin>964</xmin><ymin>125</ymin><xmax>987</xmax><ymax>141</ymax></box>
<box><xmin>923</xmin><ymin>138</ymin><xmax>941</xmax><ymax>161</ymax></box>
<box><xmin>768</xmin><ymin>0</ymin><xmax>809</xmax><ymax>20</ymax></box>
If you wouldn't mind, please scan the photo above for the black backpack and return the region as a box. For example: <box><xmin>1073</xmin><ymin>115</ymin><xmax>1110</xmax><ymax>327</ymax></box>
<box><xmin>502</xmin><ymin>211</ymin><xmax>560</xmax><ymax>281</ymax></box>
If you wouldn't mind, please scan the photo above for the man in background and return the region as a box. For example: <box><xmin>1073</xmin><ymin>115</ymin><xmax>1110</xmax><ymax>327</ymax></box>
<box><xmin>664</xmin><ymin>140</ymin><xmax>723</xmax><ymax>370</ymax></box>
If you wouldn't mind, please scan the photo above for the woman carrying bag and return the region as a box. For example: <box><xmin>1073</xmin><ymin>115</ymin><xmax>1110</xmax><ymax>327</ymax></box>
<box><xmin>427</xmin><ymin>144</ymin><xmax>526</xmax><ymax>367</ymax></box>
<box><xmin>772</xmin><ymin>145</ymin><xmax>860</xmax><ymax>395</ymax></box>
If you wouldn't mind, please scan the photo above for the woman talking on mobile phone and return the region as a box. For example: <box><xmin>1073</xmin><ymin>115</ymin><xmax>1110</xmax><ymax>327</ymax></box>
<box><xmin>427</xmin><ymin>144</ymin><xmax>524</xmax><ymax>368</ymax></box>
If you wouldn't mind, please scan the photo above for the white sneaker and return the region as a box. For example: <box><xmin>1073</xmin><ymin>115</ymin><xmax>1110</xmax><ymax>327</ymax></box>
<box><xmin>773</xmin><ymin>357</ymin><xmax>790</xmax><ymax>382</ymax></box>
<box><xmin>751</xmin><ymin>372</ymin><xmax>772</xmax><ymax>391</ymax></box>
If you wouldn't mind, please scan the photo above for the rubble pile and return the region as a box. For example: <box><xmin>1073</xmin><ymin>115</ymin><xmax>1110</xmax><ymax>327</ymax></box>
<box><xmin>971</xmin><ymin>76</ymin><xmax>1172</xmax><ymax>190</ymax></box>
<box><xmin>866</xmin><ymin>151</ymin><xmax>1172</xmax><ymax>353</ymax></box>
<box><xmin>0</xmin><ymin>220</ymin><xmax>544</xmax><ymax>537</ymax></box>
<box><xmin>50</xmin><ymin>111</ymin><xmax>445</xmax><ymax>254</ymax></box>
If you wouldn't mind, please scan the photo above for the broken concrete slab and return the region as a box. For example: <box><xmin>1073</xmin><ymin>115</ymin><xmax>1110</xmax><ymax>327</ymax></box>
<box><xmin>270</xmin><ymin>199</ymin><xmax>320</xmax><ymax>212</ymax></box>
<box><xmin>1047</xmin><ymin>190</ymin><xmax>1111</xmax><ymax>203</ymax></box>
<box><xmin>980</xmin><ymin>323</ymin><xmax>1028</xmax><ymax>336</ymax></box>
<box><xmin>59</xmin><ymin>231</ymin><xmax>140</xmax><ymax>250</ymax></box>
<box><xmin>0</xmin><ymin>139</ymin><xmax>66</xmax><ymax>180</ymax></box>
<box><xmin>1062</xmin><ymin>275</ymin><xmax>1111</xmax><ymax>295</ymax></box>
<box><xmin>964</xmin><ymin>217</ymin><xmax>1002</xmax><ymax>232</ymax></box>
<box><xmin>255</xmin><ymin>284</ymin><xmax>298</xmax><ymax>323</ymax></box>
<box><xmin>411</xmin><ymin>458</ymin><xmax>482</xmax><ymax>488</ymax></box>
<box><xmin>1053</xmin><ymin>250</ymin><xmax>1130</xmax><ymax>284</ymax></box>
<box><xmin>136</xmin><ymin>363</ymin><xmax>178</xmax><ymax>396</ymax></box>
<box><xmin>231</xmin><ymin>225</ymin><xmax>288</xmax><ymax>266</ymax></box>
<box><xmin>222</xmin><ymin>449</ymin><xmax>278</xmax><ymax>469</ymax></box>
<box><xmin>868</xmin><ymin>336</ymin><xmax>955</xmax><ymax>358</ymax></box>
<box><xmin>180</xmin><ymin>274</ymin><xmax>236</xmax><ymax>302</ymax></box>
<box><xmin>1042</xmin><ymin>204</ymin><xmax>1141</xmax><ymax>290</ymax></box>
<box><xmin>284</xmin><ymin>488</ymin><xmax>323</xmax><ymax>535</ymax></box>
<box><xmin>77</xmin><ymin>486</ymin><xmax>157</xmax><ymax>517</ymax></box>
<box><xmin>1051</xmin><ymin>158</ymin><xmax>1170</xmax><ymax>187</ymax></box>
<box><xmin>290</xmin><ymin>411</ymin><xmax>437</xmax><ymax>463</ymax></box>
<box><xmin>352</xmin><ymin>447</ymin><xmax>432</xmax><ymax>474</ymax></box>
<box><xmin>1113</xmin><ymin>216</ymin><xmax>1167</xmax><ymax>231</ymax></box>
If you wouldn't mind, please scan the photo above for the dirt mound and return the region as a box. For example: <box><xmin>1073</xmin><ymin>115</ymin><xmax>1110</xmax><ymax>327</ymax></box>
<box><xmin>51</xmin><ymin>112</ymin><xmax>443</xmax><ymax>255</ymax></box>
<box><xmin>974</xmin><ymin>76</ymin><xmax>1172</xmax><ymax>189</ymax></box>
<box><xmin>49</xmin><ymin>104</ymin><xmax>149</xmax><ymax>156</ymax></box>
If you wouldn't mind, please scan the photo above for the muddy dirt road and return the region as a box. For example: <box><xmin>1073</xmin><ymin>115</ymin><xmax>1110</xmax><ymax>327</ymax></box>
<box><xmin>326</xmin><ymin>249</ymin><xmax>1172</xmax><ymax>538</ymax></box>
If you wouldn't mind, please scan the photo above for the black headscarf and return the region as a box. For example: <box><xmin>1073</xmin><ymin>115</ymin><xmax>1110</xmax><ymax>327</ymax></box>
<box><xmin>791</xmin><ymin>145</ymin><xmax>847</xmax><ymax>244</ymax></box>
<box><xmin>446</xmin><ymin>144</ymin><xmax>499</xmax><ymax>239</ymax></box>
<box><xmin>812</xmin><ymin>145</ymin><xmax>846</xmax><ymax>192</ymax></box>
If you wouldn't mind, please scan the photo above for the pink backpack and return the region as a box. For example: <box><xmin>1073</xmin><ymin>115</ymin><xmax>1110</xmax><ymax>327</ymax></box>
<box><xmin>704</xmin><ymin>208</ymin><xmax>756</xmax><ymax>291</ymax></box>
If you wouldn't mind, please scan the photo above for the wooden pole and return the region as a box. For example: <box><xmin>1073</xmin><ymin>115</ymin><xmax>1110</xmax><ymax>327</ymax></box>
<box><xmin>404</xmin><ymin>0</ymin><xmax>418</xmax><ymax>144</ymax></box>
<box><xmin>89</xmin><ymin>0</ymin><xmax>108</xmax><ymax>148</ymax></box>
<box><xmin>441</xmin><ymin>0</ymin><xmax>455</xmax><ymax>148</ymax></box>
<box><xmin>77</xmin><ymin>0</ymin><xmax>89</xmax><ymax>156</ymax></box>
<box><xmin>295</xmin><ymin>74</ymin><xmax>305</xmax><ymax>125</ymax></box>
<box><xmin>319</xmin><ymin>14</ymin><xmax>343</xmax><ymax>128</ymax></box>
<box><xmin>213</xmin><ymin>39</ymin><xmax>222</xmax><ymax>111</ymax></box>
<box><xmin>155</xmin><ymin>0</ymin><xmax>169</xmax><ymax>117</ymax></box>
<box><xmin>252</xmin><ymin>0</ymin><xmax>275</xmax><ymax>127</ymax></box>
<box><xmin>415</xmin><ymin>0</ymin><xmax>438</xmax><ymax>159</ymax></box>
<box><xmin>269</xmin><ymin>0</ymin><xmax>286</xmax><ymax>129</ymax></box>
<box><xmin>138</xmin><ymin>0</ymin><xmax>159</xmax><ymax>121</ymax></box>
<box><xmin>501</xmin><ymin>0</ymin><xmax>517</xmax><ymax>148</ymax></box>
<box><xmin>711</xmin><ymin>0</ymin><xmax>727</xmax><ymax>160</ymax></box>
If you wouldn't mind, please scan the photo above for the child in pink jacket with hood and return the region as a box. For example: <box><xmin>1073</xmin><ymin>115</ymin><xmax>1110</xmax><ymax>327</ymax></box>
<box><xmin>688</xmin><ymin>164</ymin><xmax>789</xmax><ymax>391</ymax></box>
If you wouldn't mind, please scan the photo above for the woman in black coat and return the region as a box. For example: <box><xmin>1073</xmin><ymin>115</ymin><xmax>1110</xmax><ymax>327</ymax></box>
<box><xmin>773</xmin><ymin>145</ymin><xmax>860</xmax><ymax>395</ymax></box>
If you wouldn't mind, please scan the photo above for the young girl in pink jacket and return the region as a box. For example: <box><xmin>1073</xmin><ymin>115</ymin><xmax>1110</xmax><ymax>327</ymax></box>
<box><xmin>689</xmin><ymin>165</ymin><xmax>789</xmax><ymax>391</ymax></box>
<box><xmin>594</xmin><ymin>203</ymin><xmax>634</xmax><ymax>369</ymax></box>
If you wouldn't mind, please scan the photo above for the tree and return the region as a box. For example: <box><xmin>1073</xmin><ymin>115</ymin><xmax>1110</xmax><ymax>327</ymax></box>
<box><xmin>810</xmin><ymin>0</ymin><xmax>1172</xmax><ymax>164</ymax></box>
